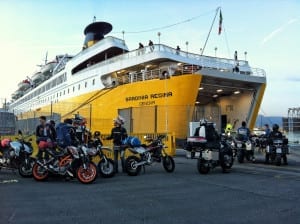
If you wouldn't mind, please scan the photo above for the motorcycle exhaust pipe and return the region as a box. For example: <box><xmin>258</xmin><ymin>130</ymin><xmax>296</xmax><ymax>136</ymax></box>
<box><xmin>134</xmin><ymin>161</ymin><xmax>147</xmax><ymax>167</ymax></box>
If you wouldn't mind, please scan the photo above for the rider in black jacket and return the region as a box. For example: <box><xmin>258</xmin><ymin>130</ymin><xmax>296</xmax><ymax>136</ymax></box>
<box><xmin>266</xmin><ymin>124</ymin><xmax>287</xmax><ymax>165</ymax></box>
<box><xmin>106</xmin><ymin>116</ymin><xmax>128</xmax><ymax>173</ymax></box>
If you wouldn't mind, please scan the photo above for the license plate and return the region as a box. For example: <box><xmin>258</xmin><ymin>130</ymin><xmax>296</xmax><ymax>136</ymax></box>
<box><xmin>276</xmin><ymin>148</ymin><xmax>282</xmax><ymax>153</ymax></box>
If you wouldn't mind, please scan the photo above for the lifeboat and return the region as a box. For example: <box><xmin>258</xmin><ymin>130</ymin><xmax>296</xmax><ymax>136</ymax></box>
<box><xmin>31</xmin><ymin>71</ymin><xmax>45</xmax><ymax>85</ymax></box>
<box><xmin>17</xmin><ymin>79</ymin><xmax>31</xmax><ymax>91</ymax></box>
<box><xmin>11</xmin><ymin>90</ymin><xmax>24</xmax><ymax>100</ymax></box>
<box><xmin>41</xmin><ymin>60</ymin><xmax>58</xmax><ymax>79</ymax></box>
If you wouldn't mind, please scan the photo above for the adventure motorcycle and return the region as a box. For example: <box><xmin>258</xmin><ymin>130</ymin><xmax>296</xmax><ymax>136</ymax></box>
<box><xmin>233</xmin><ymin>134</ymin><xmax>255</xmax><ymax>163</ymax></box>
<box><xmin>186</xmin><ymin>136</ymin><xmax>234</xmax><ymax>174</ymax></box>
<box><xmin>265</xmin><ymin>138</ymin><xmax>289</xmax><ymax>166</ymax></box>
<box><xmin>0</xmin><ymin>130</ymin><xmax>35</xmax><ymax>177</ymax></box>
<box><xmin>124</xmin><ymin>135</ymin><xmax>175</xmax><ymax>176</ymax></box>
<box><xmin>32</xmin><ymin>144</ymin><xmax>98</xmax><ymax>184</ymax></box>
<box><xmin>86</xmin><ymin>131</ymin><xmax>115</xmax><ymax>178</ymax></box>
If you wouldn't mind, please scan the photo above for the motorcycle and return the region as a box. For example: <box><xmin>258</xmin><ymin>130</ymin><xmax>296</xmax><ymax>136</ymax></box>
<box><xmin>265</xmin><ymin>138</ymin><xmax>289</xmax><ymax>166</ymax></box>
<box><xmin>233</xmin><ymin>134</ymin><xmax>255</xmax><ymax>163</ymax></box>
<box><xmin>124</xmin><ymin>135</ymin><xmax>175</xmax><ymax>176</ymax></box>
<box><xmin>32</xmin><ymin>144</ymin><xmax>98</xmax><ymax>184</ymax></box>
<box><xmin>0</xmin><ymin>130</ymin><xmax>35</xmax><ymax>177</ymax></box>
<box><xmin>86</xmin><ymin>131</ymin><xmax>115</xmax><ymax>178</ymax></box>
<box><xmin>186</xmin><ymin>136</ymin><xmax>234</xmax><ymax>174</ymax></box>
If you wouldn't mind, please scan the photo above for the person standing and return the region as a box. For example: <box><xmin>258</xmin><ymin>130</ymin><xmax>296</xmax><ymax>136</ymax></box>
<box><xmin>237</xmin><ymin>121</ymin><xmax>250</xmax><ymax>141</ymax></box>
<box><xmin>106</xmin><ymin>115</ymin><xmax>128</xmax><ymax>173</ymax></box>
<box><xmin>148</xmin><ymin>40</ymin><xmax>154</xmax><ymax>52</ymax></box>
<box><xmin>35</xmin><ymin>116</ymin><xmax>56</xmax><ymax>160</ymax></box>
<box><xmin>234</xmin><ymin>50</ymin><xmax>238</xmax><ymax>61</ymax></box>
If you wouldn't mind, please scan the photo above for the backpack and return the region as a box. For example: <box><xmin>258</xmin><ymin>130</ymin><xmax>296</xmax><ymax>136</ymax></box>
<box><xmin>122</xmin><ymin>136</ymin><xmax>141</xmax><ymax>147</ymax></box>
<box><xmin>56</xmin><ymin>123</ymin><xmax>73</xmax><ymax>147</ymax></box>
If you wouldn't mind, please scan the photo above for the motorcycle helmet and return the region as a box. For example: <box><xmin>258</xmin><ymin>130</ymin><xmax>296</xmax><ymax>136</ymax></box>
<box><xmin>1</xmin><ymin>138</ymin><xmax>11</xmax><ymax>148</ymax></box>
<box><xmin>38</xmin><ymin>141</ymin><xmax>50</xmax><ymax>150</ymax></box>
<box><xmin>272</xmin><ymin>124</ymin><xmax>279</xmax><ymax>131</ymax></box>
<box><xmin>93</xmin><ymin>131</ymin><xmax>101</xmax><ymax>138</ymax></box>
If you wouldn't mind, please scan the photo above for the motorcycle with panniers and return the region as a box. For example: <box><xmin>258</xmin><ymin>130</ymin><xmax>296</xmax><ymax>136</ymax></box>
<box><xmin>233</xmin><ymin>134</ymin><xmax>255</xmax><ymax>163</ymax></box>
<box><xmin>265</xmin><ymin>137</ymin><xmax>289</xmax><ymax>166</ymax></box>
<box><xmin>0</xmin><ymin>130</ymin><xmax>35</xmax><ymax>177</ymax></box>
<box><xmin>124</xmin><ymin>135</ymin><xmax>175</xmax><ymax>176</ymax></box>
<box><xmin>185</xmin><ymin>121</ymin><xmax>234</xmax><ymax>174</ymax></box>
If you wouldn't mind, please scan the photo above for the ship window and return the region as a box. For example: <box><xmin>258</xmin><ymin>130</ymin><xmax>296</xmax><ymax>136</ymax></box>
<box><xmin>92</xmin><ymin>79</ymin><xmax>95</xmax><ymax>85</ymax></box>
<box><xmin>63</xmin><ymin>90</ymin><xmax>65</xmax><ymax>95</ymax></box>
<box><xmin>60</xmin><ymin>92</ymin><xmax>62</xmax><ymax>96</ymax></box>
<box><xmin>73</xmin><ymin>86</ymin><xmax>75</xmax><ymax>92</ymax></box>
<box><xmin>78</xmin><ymin>84</ymin><xmax>80</xmax><ymax>90</ymax></box>
<box><xmin>85</xmin><ymin>82</ymin><xmax>87</xmax><ymax>88</ymax></box>
<box><xmin>57</xmin><ymin>93</ymin><xmax>58</xmax><ymax>97</ymax></box>
<box><xmin>68</xmin><ymin>88</ymin><xmax>69</xmax><ymax>94</ymax></box>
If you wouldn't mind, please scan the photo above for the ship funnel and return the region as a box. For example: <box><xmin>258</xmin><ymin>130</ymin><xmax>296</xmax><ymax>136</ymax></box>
<box><xmin>83</xmin><ymin>21</ymin><xmax>112</xmax><ymax>49</ymax></box>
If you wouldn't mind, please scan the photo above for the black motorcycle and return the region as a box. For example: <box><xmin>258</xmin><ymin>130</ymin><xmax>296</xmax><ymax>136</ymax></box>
<box><xmin>86</xmin><ymin>131</ymin><xmax>115</xmax><ymax>178</ymax></box>
<box><xmin>233</xmin><ymin>134</ymin><xmax>255</xmax><ymax>163</ymax></box>
<box><xmin>125</xmin><ymin>135</ymin><xmax>175</xmax><ymax>176</ymax></box>
<box><xmin>265</xmin><ymin>138</ymin><xmax>289</xmax><ymax>166</ymax></box>
<box><xmin>186</xmin><ymin>136</ymin><xmax>234</xmax><ymax>174</ymax></box>
<box><xmin>0</xmin><ymin>130</ymin><xmax>35</xmax><ymax>177</ymax></box>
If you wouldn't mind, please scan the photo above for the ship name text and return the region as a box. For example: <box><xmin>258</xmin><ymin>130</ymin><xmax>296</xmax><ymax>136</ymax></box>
<box><xmin>125</xmin><ymin>92</ymin><xmax>173</xmax><ymax>102</ymax></box>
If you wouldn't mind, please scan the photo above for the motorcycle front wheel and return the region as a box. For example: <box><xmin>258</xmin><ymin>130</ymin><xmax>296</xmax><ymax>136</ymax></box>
<box><xmin>98</xmin><ymin>158</ymin><xmax>115</xmax><ymax>178</ymax></box>
<box><xmin>18</xmin><ymin>158</ymin><xmax>35</xmax><ymax>177</ymax></box>
<box><xmin>197</xmin><ymin>158</ymin><xmax>210</xmax><ymax>174</ymax></box>
<box><xmin>162</xmin><ymin>156</ymin><xmax>175</xmax><ymax>173</ymax></box>
<box><xmin>32</xmin><ymin>163</ymin><xmax>49</xmax><ymax>181</ymax></box>
<box><xmin>125</xmin><ymin>156</ymin><xmax>142</xmax><ymax>176</ymax></box>
<box><xmin>76</xmin><ymin>162</ymin><xmax>98</xmax><ymax>184</ymax></box>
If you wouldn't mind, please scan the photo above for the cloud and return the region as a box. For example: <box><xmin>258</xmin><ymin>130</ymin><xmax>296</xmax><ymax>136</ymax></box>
<box><xmin>261</xmin><ymin>18</ymin><xmax>298</xmax><ymax>45</ymax></box>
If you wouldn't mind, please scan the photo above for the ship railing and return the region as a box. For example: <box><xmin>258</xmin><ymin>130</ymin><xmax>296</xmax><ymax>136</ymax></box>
<box><xmin>115</xmin><ymin>67</ymin><xmax>198</xmax><ymax>85</ymax></box>
<box><xmin>88</xmin><ymin>43</ymin><xmax>265</xmax><ymax>78</ymax></box>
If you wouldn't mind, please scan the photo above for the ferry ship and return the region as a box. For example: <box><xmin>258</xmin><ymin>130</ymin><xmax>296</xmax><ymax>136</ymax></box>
<box><xmin>8</xmin><ymin>20</ymin><xmax>266</xmax><ymax>142</ymax></box>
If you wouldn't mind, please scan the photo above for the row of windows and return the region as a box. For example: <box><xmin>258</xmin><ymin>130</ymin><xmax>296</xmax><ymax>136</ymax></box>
<box><xmin>36</xmin><ymin>78</ymin><xmax>96</xmax><ymax>105</ymax></box>
<box><xmin>15</xmin><ymin>73</ymin><xmax>67</xmax><ymax>106</ymax></box>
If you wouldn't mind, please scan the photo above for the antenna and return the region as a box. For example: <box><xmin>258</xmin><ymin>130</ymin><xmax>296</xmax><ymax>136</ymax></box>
<box><xmin>201</xmin><ymin>7</ymin><xmax>220</xmax><ymax>55</ymax></box>
<box><xmin>44</xmin><ymin>51</ymin><xmax>48</xmax><ymax>64</ymax></box>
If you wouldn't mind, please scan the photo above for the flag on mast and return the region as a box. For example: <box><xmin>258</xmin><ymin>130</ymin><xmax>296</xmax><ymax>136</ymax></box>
<box><xmin>218</xmin><ymin>9</ymin><xmax>223</xmax><ymax>35</ymax></box>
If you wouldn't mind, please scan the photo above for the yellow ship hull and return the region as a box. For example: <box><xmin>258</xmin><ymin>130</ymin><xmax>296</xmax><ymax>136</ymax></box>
<box><xmin>22</xmin><ymin>74</ymin><xmax>201</xmax><ymax>138</ymax></box>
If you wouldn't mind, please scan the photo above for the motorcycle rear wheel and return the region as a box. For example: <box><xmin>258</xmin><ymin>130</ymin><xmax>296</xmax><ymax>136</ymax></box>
<box><xmin>76</xmin><ymin>163</ymin><xmax>98</xmax><ymax>184</ymax></box>
<box><xmin>197</xmin><ymin>159</ymin><xmax>210</xmax><ymax>174</ymax></box>
<box><xmin>32</xmin><ymin>163</ymin><xmax>49</xmax><ymax>181</ymax></box>
<box><xmin>125</xmin><ymin>156</ymin><xmax>141</xmax><ymax>176</ymax></box>
<box><xmin>276</xmin><ymin>155</ymin><xmax>281</xmax><ymax>166</ymax></box>
<box><xmin>162</xmin><ymin>156</ymin><xmax>175</xmax><ymax>173</ymax></box>
<box><xmin>98</xmin><ymin>158</ymin><xmax>115</xmax><ymax>178</ymax></box>
<box><xmin>237</xmin><ymin>151</ymin><xmax>244</xmax><ymax>163</ymax></box>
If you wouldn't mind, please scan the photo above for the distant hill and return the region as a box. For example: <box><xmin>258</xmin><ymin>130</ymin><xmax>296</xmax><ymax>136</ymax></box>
<box><xmin>255</xmin><ymin>114</ymin><xmax>282</xmax><ymax>128</ymax></box>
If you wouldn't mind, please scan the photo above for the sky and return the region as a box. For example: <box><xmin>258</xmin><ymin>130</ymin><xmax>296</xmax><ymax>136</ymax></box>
<box><xmin>0</xmin><ymin>0</ymin><xmax>299</xmax><ymax>117</ymax></box>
